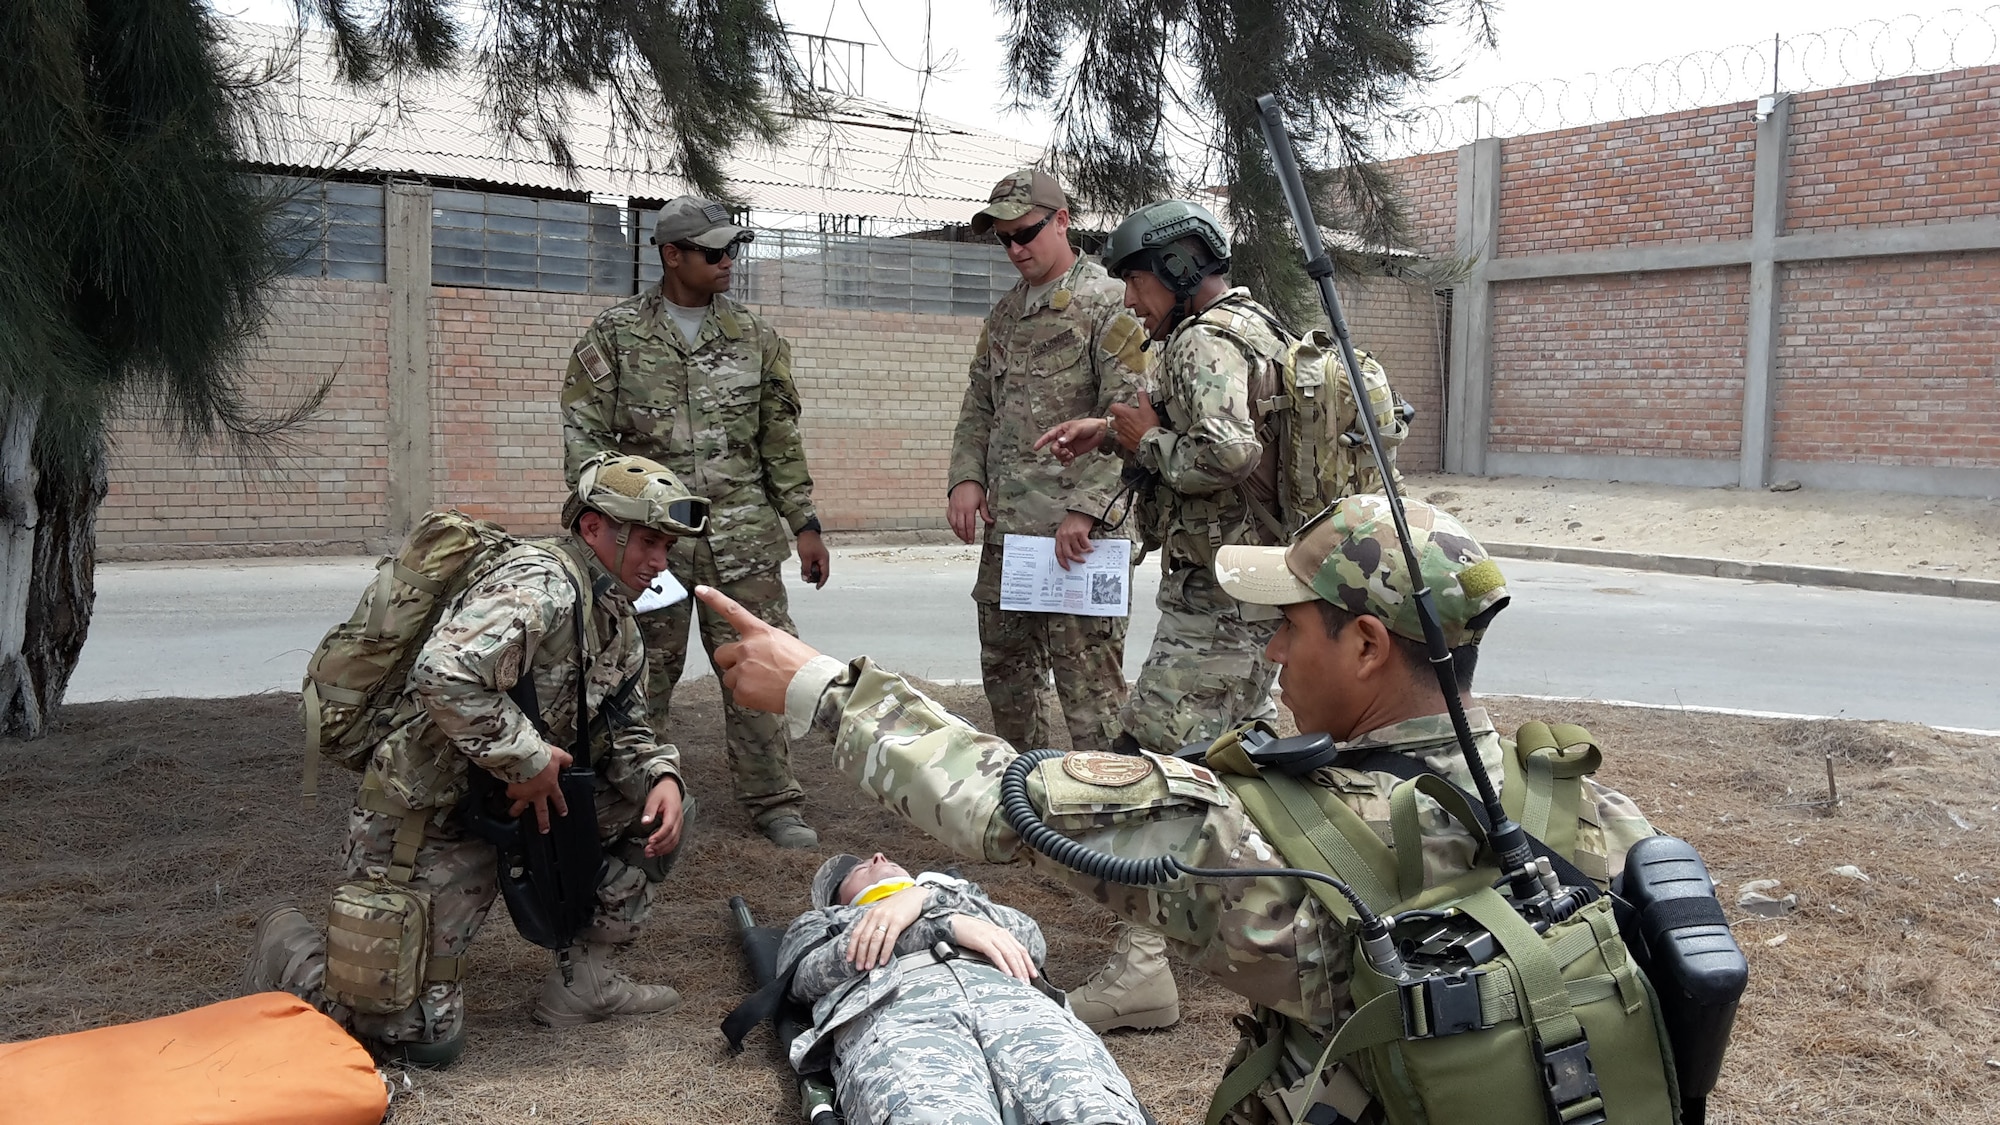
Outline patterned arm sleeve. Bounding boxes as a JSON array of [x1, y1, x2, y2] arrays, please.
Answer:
[[1135, 328, 1262, 496], [779, 908, 859, 1003], [597, 630, 682, 803], [756, 328, 818, 534], [948, 323, 998, 494], [1066, 310, 1150, 519], [559, 324, 622, 486], [409, 559, 566, 785]]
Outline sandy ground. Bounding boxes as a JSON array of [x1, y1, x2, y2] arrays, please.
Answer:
[[4, 681, 1998, 1124], [1399, 473, 2000, 580]]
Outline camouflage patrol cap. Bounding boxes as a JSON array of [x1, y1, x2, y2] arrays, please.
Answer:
[[653, 195, 752, 249], [1213, 495, 1510, 647], [564, 452, 711, 537], [812, 854, 865, 910], [970, 168, 1067, 235]]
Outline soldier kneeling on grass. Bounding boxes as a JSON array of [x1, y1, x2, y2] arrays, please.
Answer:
[[245, 453, 704, 1068]]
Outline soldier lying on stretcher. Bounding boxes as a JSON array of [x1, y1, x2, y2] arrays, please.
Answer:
[[776, 853, 1152, 1125]]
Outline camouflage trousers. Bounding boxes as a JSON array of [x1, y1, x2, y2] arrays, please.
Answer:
[[300, 785, 669, 1047], [642, 551, 804, 818], [974, 602, 1127, 755], [1118, 563, 1280, 755], [829, 961, 1148, 1125]]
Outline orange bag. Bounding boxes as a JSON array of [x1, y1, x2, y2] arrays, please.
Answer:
[[0, 992, 387, 1125]]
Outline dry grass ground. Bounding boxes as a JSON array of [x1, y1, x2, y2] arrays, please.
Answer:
[[3, 681, 1997, 1124]]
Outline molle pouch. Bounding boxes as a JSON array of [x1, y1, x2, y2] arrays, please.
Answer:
[[324, 878, 432, 1015]]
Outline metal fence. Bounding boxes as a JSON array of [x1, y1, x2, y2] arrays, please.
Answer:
[[1383, 5, 2000, 155]]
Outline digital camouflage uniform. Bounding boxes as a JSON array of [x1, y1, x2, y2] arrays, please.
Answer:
[[561, 286, 814, 818], [1122, 288, 1292, 755], [334, 537, 682, 1046], [952, 255, 1151, 754], [778, 877, 1147, 1125]]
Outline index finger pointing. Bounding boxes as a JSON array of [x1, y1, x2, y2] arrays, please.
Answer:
[[695, 585, 762, 629]]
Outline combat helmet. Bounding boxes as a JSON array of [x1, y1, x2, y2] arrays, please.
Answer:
[[1103, 200, 1232, 334], [564, 452, 710, 539]]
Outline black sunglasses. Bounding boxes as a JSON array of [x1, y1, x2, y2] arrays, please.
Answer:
[[993, 211, 1057, 248], [674, 235, 752, 265]]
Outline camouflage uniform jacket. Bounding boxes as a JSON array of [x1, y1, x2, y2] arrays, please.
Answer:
[[365, 536, 681, 815], [776, 876, 1048, 1070], [781, 655, 1655, 1034], [1135, 288, 1289, 569], [948, 256, 1151, 544], [560, 285, 816, 584]]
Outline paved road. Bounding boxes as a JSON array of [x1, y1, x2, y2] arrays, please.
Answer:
[[69, 546, 2000, 730]]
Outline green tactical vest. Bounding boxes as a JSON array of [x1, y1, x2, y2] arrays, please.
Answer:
[[1199, 722, 1681, 1125]]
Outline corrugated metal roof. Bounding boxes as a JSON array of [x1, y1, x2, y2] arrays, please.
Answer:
[[228, 22, 1053, 226]]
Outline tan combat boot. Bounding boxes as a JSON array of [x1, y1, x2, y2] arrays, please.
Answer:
[[756, 808, 819, 849], [1067, 922, 1180, 1032], [532, 942, 682, 1027], [242, 904, 326, 999]]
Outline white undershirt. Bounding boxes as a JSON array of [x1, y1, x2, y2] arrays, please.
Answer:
[[665, 299, 710, 345]]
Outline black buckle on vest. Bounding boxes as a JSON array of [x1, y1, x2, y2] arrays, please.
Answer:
[[1538, 1038, 1607, 1125], [1397, 970, 1488, 1039]]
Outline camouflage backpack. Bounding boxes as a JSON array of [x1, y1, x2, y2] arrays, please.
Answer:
[[1205, 299, 1411, 537], [299, 509, 528, 803]]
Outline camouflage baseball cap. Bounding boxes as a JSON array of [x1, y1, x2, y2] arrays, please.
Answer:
[[1213, 495, 1510, 647], [653, 195, 752, 249], [970, 168, 1067, 235], [811, 854, 865, 910]]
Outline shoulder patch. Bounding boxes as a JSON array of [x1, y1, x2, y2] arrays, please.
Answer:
[[575, 341, 613, 386], [1063, 752, 1153, 788], [1100, 312, 1149, 375]]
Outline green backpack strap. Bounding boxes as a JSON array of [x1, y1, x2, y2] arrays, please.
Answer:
[[1222, 771, 1400, 917], [1510, 721, 1602, 858], [1387, 773, 1495, 900]]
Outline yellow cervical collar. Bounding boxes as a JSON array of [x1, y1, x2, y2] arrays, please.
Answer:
[[852, 878, 917, 906]]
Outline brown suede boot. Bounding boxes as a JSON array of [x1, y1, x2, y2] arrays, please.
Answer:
[[532, 943, 682, 1027], [1066, 922, 1180, 1032]]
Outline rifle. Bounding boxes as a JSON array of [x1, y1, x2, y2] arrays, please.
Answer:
[[729, 897, 840, 1124], [458, 567, 608, 956]]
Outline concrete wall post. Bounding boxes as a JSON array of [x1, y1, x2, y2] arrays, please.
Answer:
[[385, 181, 434, 539], [1740, 95, 1792, 490], [1445, 138, 1501, 475]]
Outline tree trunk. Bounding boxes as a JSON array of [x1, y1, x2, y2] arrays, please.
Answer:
[[0, 391, 43, 736], [0, 393, 106, 740]]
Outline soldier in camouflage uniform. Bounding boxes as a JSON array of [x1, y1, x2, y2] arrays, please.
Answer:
[[949, 169, 1151, 755], [778, 853, 1148, 1125], [560, 196, 828, 848], [1041, 200, 1294, 758], [245, 454, 701, 1067], [696, 494, 1658, 1122]]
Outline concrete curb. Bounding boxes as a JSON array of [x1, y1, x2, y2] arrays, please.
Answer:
[[1484, 541, 2000, 602]]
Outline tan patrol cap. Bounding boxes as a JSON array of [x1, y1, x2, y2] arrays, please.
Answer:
[[653, 195, 752, 249], [971, 168, 1068, 235], [1214, 495, 1510, 648]]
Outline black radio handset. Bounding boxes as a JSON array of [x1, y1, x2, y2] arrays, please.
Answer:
[[1250, 95, 1578, 922]]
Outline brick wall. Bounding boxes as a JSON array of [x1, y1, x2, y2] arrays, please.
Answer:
[[99, 278, 392, 557], [1787, 67, 2000, 233], [1385, 150, 1460, 256], [1490, 269, 1748, 458], [1496, 105, 1757, 255], [1774, 251, 2000, 467], [1342, 277, 1446, 472]]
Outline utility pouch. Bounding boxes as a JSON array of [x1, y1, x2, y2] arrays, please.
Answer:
[[324, 877, 432, 1015]]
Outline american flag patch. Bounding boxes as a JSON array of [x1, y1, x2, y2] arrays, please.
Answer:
[[576, 341, 613, 385]]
